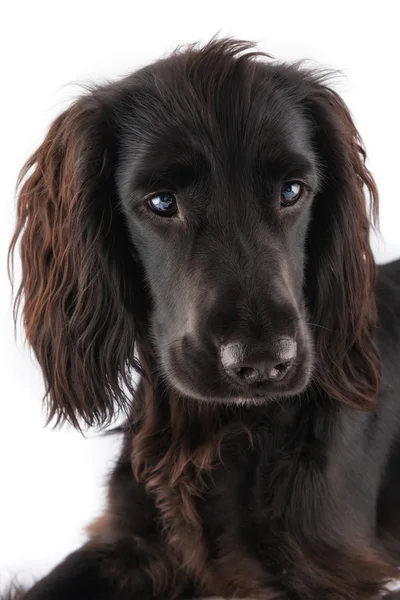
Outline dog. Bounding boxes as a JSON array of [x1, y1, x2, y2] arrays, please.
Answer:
[[5, 38, 400, 599]]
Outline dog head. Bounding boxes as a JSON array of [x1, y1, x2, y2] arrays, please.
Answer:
[[10, 39, 379, 427]]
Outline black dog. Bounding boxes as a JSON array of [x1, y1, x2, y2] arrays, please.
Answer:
[[6, 38, 400, 599]]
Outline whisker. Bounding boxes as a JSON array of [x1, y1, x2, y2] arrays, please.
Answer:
[[307, 322, 333, 332]]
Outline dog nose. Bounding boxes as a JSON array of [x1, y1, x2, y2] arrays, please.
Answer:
[[220, 339, 297, 385]]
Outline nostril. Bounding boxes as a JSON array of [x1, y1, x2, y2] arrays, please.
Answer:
[[267, 360, 293, 382], [232, 365, 259, 383]]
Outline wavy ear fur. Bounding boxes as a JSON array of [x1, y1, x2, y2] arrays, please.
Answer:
[[304, 78, 380, 410], [9, 91, 142, 429]]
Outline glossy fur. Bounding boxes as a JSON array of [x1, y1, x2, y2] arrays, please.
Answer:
[[5, 39, 400, 599]]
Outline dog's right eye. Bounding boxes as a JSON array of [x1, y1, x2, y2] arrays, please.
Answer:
[[146, 192, 178, 217]]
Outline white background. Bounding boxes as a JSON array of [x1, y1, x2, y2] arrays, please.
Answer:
[[1, 0, 399, 591]]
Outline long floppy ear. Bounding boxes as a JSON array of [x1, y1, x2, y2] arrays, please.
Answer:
[[9, 91, 143, 429], [304, 78, 380, 410]]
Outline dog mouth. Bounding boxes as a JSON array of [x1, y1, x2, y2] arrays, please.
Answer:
[[161, 352, 312, 405], [213, 364, 311, 405]]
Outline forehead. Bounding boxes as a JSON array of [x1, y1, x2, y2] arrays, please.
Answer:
[[116, 54, 318, 192]]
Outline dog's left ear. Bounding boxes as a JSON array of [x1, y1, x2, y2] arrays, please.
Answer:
[[9, 89, 146, 429], [303, 78, 380, 410]]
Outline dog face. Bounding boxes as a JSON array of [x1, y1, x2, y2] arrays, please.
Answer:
[[116, 55, 319, 404], [11, 40, 378, 427]]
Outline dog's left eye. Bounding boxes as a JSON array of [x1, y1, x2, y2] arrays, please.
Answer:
[[147, 192, 178, 217], [280, 182, 303, 206]]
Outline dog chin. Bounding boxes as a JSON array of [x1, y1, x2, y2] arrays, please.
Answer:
[[180, 388, 273, 406], [167, 375, 295, 406], [167, 377, 267, 406], [222, 396, 271, 406]]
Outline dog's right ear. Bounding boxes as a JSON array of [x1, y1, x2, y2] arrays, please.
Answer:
[[9, 89, 144, 429]]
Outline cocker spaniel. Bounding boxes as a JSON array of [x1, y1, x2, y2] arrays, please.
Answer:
[[5, 38, 400, 600]]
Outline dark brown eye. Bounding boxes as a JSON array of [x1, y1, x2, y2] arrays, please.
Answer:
[[280, 182, 303, 206], [147, 192, 177, 217]]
